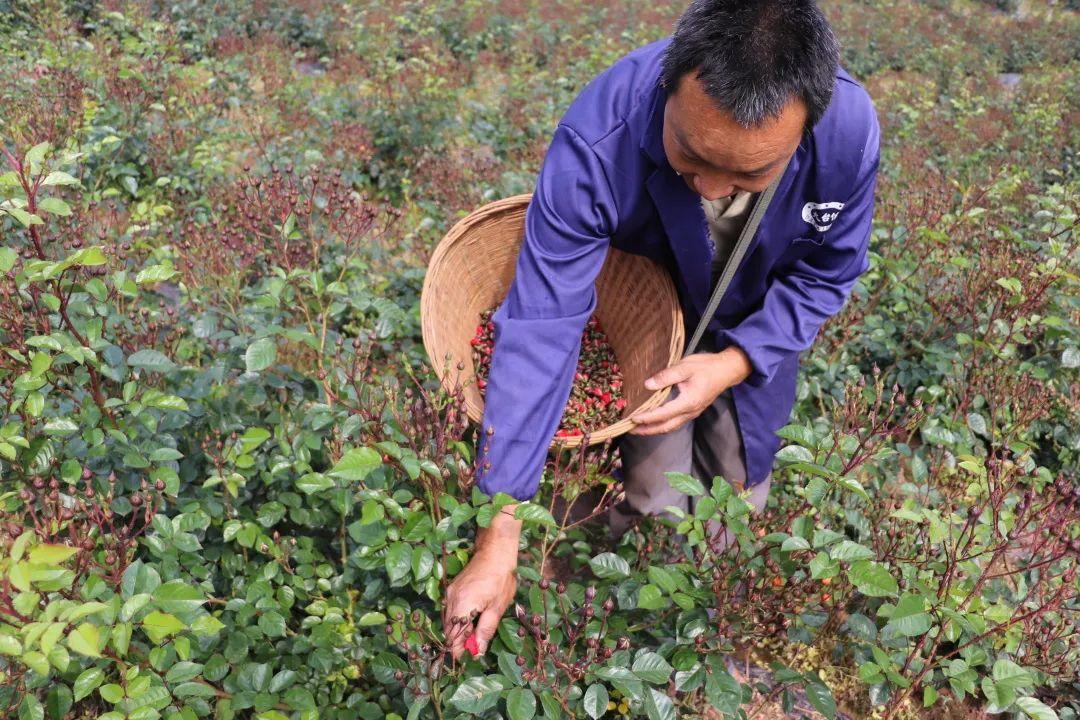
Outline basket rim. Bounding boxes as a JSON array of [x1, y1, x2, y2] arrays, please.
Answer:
[[421, 194, 684, 449]]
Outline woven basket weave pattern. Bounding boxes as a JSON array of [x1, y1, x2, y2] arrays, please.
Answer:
[[421, 194, 684, 448]]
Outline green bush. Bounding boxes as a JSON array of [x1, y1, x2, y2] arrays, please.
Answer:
[[1, 1, 1078, 719]]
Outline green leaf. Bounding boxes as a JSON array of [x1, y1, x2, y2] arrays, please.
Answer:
[[296, 473, 334, 494], [165, 661, 204, 684], [143, 393, 188, 411], [39, 622, 65, 655], [245, 338, 277, 373], [995, 277, 1022, 295], [781, 536, 811, 552], [329, 447, 381, 482], [358, 612, 387, 627], [99, 684, 124, 703], [991, 658, 1033, 691], [28, 544, 78, 566], [9, 561, 32, 591], [30, 351, 52, 378], [120, 175, 138, 197], [42, 171, 80, 187], [596, 667, 643, 702], [153, 580, 206, 615], [0, 634, 22, 655], [43, 419, 79, 436], [884, 594, 931, 637], [237, 427, 271, 452], [38, 198, 71, 217], [776, 423, 817, 447], [505, 687, 536, 720], [830, 540, 875, 562], [284, 686, 316, 711], [804, 680, 837, 719], [135, 263, 177, 284], [66, 623, 101, 657], [847, 560, 898, 597], [448, 676, 506, 713], [665, 472, 705, 497], [514, 503, 556, 527], [775, 444, 814, 463], [73, 667, 105, 701], [45, 684, 72, 720], [190, 614, 225, 636], [643, 687, 675, 720], [646, 566, 679, 594], [0, 246, 16, 272], [385, 543, 411, 584], [68, 246, 106, 266], [982, 677, 1015, 710], [19, 695, 44, 720], [632, 651, 674, 684], [6, 207, 44, 227], [589, 552, 630, 580], [636, 584, 665, 610], [808, 551, 839, 580], [24, 142, 51, 174], [1016, 696, 1058, 720], [258, 610, 287, 638], [141, 611, 185, 643], [127, 349, 176, 372], [120, 594, 152, 622], [584, 684, 609, 720], [22, 650, 49, 676]]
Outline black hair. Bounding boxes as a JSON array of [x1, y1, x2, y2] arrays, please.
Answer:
[[660, 0, 840, 130]]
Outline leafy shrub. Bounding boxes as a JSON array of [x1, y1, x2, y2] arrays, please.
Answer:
[[1, 2, 1078, 719]]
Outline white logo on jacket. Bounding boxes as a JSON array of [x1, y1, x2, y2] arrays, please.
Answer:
[[802, 201, 845, 232]]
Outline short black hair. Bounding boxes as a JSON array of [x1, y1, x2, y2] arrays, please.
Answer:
[[660, 0, 840, 130]]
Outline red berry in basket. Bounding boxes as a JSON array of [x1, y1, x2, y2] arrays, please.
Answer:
[[473, 306, 625, 435]]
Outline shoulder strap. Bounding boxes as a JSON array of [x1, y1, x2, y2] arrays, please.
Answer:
[[683, 165, 787, 357]]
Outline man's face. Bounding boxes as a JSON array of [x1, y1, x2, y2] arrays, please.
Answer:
[[662, 70, 807, 201]]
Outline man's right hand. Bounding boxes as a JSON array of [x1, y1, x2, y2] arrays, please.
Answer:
[[443, 506, 521, 660]]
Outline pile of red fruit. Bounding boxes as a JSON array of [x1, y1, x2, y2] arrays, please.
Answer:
[[470, 308, 627, 438]]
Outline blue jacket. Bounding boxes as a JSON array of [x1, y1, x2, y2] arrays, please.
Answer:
[[476, 37, 880, 500]]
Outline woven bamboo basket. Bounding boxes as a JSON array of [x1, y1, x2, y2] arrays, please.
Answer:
[[421, 194, 684, 448]]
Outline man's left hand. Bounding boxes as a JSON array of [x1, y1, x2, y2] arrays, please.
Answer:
[[628, 347, 753, 436]]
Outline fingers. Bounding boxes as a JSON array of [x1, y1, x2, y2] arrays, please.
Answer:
[[443, 588, 478, 660], [629, 412, 694, 436], [630, 393, 694, 426], [644, 362, 692, 391], [446, 614, 468, 660], [473, 604, 502, 655]]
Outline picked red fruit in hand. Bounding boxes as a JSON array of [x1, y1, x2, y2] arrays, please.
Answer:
[[471, 308, 626, 437], [464, 633, 480, 656]]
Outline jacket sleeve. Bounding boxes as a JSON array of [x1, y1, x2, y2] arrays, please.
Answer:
[[716, 116, 881, 387], [476, 123, 617, 501]]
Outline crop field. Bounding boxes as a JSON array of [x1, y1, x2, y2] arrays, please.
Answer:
[[0, 1, 1077, 719]]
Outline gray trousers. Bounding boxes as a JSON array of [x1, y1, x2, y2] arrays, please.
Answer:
[[610, 386, 771, 538]]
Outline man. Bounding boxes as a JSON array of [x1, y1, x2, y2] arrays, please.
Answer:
[[444, 0, 880, 659]]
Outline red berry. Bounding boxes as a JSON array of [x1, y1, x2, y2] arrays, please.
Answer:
[[465, 633, 480, 656]]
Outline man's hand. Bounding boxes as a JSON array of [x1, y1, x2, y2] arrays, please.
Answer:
[[629, 347, 753, 436], [443, 506, 521, 660]]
